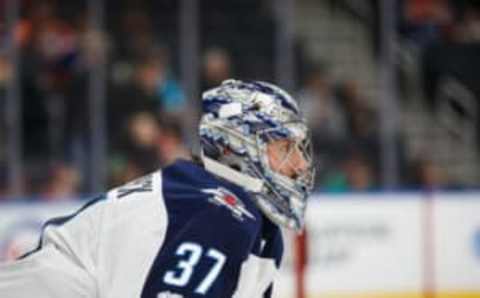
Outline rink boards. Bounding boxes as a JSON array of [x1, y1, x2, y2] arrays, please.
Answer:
[[0, 192, 480, 298], [276, 192, 480, 298]]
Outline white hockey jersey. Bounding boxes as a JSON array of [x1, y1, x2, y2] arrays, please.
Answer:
[[0, 159, 283, 298]]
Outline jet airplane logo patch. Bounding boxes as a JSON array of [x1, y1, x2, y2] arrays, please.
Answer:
[[202, 187, 256, 222]]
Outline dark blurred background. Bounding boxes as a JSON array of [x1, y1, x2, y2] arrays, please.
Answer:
[[1, 0, 480, 202]]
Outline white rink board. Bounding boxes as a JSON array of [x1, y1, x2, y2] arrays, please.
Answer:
[[0, 202, 81, 261], [2, 193, 480, 297], [433, 193, 480, 291], [304, 194, 425, 294]]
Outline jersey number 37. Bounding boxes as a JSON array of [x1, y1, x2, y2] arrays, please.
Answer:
[[163, 242, 227, 295]]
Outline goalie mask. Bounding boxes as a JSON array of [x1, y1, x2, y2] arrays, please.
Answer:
[[199, 79, 315, 231]]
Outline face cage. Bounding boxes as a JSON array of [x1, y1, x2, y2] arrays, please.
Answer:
[[246, 124, 315, 230], [200, 119, 315, 230]]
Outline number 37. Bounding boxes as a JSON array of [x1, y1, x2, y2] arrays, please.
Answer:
[[163, 242, 227, 295]]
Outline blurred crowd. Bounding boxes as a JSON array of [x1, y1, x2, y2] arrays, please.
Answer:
[[0, 0, 478, 201]]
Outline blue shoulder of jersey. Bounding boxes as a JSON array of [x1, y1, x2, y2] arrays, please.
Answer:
[[141, 159, 269, 298], [162, 159, 262, 232]]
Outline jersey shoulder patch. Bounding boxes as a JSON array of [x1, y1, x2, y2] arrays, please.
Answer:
[[161, 159, 261, 225], [201, 186, 256, 222]]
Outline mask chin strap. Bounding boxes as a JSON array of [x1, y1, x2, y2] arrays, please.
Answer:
[[201, 151, 264, 193]]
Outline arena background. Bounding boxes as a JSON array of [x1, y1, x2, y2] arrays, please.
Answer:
[[1, 0, 480, 297]]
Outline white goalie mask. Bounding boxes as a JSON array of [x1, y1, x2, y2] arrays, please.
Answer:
[[199, 79, 315, 231]]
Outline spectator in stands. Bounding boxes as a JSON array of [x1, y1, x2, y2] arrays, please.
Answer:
[[124, 112, 160, 172], [400, 0, 454, 48], [297, 65, 348, 189], [17, 0, 87, 162], [339, 80, 410, 186], [201, 47, 233, 91], [321, 149, 377, 193], [107, 56, 157, 152], [298, 64, 347, 141], [421, 2, 480, 147], [408, 158, 452, 190], [109, 48, 185, 124], [457, 2, 480, 42], [40, 162, 81, 201], [110, 112, 160, 186], [336, 81, 382, 174], [117, 10, 156, 60], [148, 47, 187, 115], [108, 48, 178, 146], [343, 152, 377, 191], [337, 81, 377, 141], [156, 117, 190, 167]]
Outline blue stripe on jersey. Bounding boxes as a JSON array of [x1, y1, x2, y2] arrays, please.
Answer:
[[252, 213, 283, 267], [42, 195, 106, 227], [141, 159, 283, 298], [19, 194, 106, 260]]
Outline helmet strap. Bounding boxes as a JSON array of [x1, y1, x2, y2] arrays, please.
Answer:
[[201, 150, 264, 193]]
